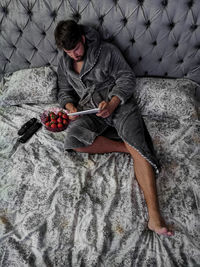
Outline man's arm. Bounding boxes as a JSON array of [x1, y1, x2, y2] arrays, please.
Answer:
[[107, 44, 136, 105], [97, 44, 136, 118], [65, 102, 79, 120], [57, 59, 79, 109], [97, 95, 121, 118], [65, 102, 76, 111]]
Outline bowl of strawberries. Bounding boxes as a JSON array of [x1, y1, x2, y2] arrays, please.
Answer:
[[40, 107, 70, 132]]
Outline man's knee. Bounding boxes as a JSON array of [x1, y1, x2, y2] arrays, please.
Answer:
[[73, 147, 87, 153]]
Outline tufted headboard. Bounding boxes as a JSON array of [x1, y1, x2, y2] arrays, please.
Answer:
[[1, 0, 200, 86]]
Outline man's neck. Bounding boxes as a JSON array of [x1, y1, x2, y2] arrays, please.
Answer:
[[73, 60, 84, 74]]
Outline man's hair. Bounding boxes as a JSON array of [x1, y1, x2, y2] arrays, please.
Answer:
[[54, 20, 83, 50]]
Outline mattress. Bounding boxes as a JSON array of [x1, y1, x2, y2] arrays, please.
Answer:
[[0, 67, 200, 266]]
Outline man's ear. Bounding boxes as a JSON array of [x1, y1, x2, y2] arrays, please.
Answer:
[[81, 35, 85, 44]]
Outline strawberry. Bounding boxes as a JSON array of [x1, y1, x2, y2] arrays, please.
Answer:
[[45, 116, 50, 122], [58, 111, 63, 117], [57, 117, 63, 123], [51, 118, 57, 123], [58, 123, 63, 128], [49, 112, 57, 120], [62, 119, 68, 125], [62, 114, 68, 119], [51, 123, 57, 128]]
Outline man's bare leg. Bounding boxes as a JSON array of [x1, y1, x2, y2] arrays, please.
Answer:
[[124, 142, 173, 236], [74, 136, 173, 236], [75, 136, 128, 153]]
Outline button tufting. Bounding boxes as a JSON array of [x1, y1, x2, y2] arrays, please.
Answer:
[[188, 0, 194, 8], [99, 15, 104, 25], [18, 28, 23, 35], [169, 22, 175, 29], [2, 6, 9, 15], [138, 0, 144, 5], [51, 10, 57, 19], [27, 9, 32, 16], [108, 36, 115, 42], [122, 17, 128, 26], [130, 38, 135, 44], [1, 0, 200, 84], [145, 20, 151, 28], [178, 59, 184, 63], [162, 0, 168, 6], [73, 12, 81, 22], [190, 24, 198, 31], [144, 71, 148, 76]]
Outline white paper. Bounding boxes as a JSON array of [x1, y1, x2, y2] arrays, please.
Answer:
[[68, 108, 100, 116]]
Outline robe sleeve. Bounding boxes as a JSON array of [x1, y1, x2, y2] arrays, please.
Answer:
[[57, 58, 80, 108], [107, 45, 136, 104]]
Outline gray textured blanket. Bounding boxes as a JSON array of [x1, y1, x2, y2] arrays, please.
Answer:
[[0, 77, 200, 266]]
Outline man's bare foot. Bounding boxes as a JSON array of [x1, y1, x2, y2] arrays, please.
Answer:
[[148, 216, 174, 236]]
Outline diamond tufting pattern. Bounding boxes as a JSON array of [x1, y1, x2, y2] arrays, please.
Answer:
[[0, 0, 200, 84]]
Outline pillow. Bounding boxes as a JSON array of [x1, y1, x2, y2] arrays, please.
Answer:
[[0, 66, 58, 106], [0, 78, 3, 96], [134, 78, 199, 120]]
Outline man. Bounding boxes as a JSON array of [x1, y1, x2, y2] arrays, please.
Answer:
[[54, 20, 173, 236]]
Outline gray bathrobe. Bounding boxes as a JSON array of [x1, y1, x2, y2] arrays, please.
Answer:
[[57, 25, 160, 173]]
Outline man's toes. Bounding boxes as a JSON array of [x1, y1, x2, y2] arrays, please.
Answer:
[[156, 227, 174, 236], [156, 227, 168, 235], [166, 231, 174, 236]]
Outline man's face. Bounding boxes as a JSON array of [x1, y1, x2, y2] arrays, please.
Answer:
[[64, 36, 85, 62]]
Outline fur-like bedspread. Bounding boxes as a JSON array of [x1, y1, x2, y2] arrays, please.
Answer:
[[0, 74, 200, 266]]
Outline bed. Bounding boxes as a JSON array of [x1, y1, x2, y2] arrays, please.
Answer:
[[0, 0, 200, 266]]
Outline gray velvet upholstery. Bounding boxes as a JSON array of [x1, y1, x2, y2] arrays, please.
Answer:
[[1, 0, 200, 85]]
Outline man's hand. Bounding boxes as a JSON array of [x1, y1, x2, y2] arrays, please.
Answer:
[[65, 103, 79, 120], [96, 96, 121, 118]]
